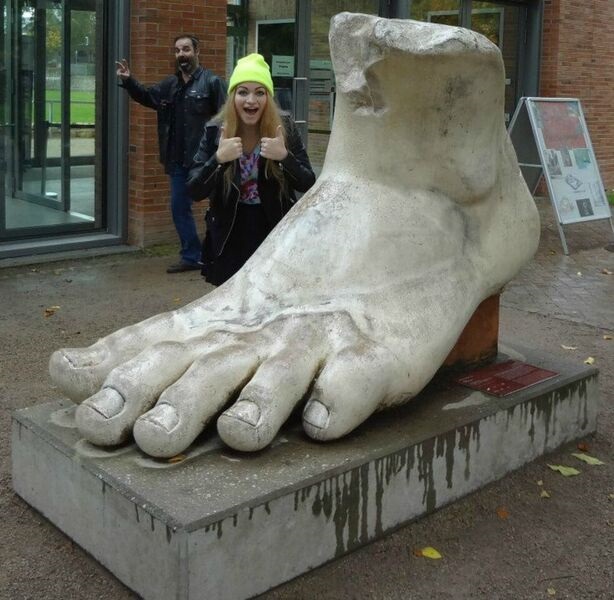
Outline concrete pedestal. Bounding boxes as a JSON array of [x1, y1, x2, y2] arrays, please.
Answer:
[[12, 348, 599, 600]]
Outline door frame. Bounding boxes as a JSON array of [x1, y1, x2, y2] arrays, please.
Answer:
[[0, 0, 128, 252]]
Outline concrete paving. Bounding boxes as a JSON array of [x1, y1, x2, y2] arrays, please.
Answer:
[[1, 197, 613, 600], [502, 197, 614, 328]]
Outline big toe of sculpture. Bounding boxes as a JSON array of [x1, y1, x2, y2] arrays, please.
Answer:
[[49, 13, 539, 457]]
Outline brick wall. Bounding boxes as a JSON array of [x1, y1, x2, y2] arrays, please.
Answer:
[[126, 0, 227, 248], [541, 0, 614, 188]]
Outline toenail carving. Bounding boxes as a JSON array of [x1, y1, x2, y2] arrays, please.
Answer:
[[139, 403, 179, 433], [50, 13, 539, 455], [82, 388, 125, 420], [223, 400, 261, 428], [303, 401, 330, 430], [75, 387, 133, 447]]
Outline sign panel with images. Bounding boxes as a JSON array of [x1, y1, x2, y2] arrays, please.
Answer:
[[526, 98, 611, 225]]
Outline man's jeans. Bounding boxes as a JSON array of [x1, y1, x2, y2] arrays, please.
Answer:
[[169, 163, 201, 265]]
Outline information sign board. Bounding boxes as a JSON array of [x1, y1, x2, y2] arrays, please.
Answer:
[[508, 97, 613, 254]]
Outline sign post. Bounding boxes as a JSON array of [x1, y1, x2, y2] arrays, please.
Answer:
[[508, 97, 614, 254]]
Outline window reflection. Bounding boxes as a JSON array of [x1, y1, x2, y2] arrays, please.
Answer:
[[408, 0, 524, 123], [2, 0, 99, 237], [410, 0, 461, 26]]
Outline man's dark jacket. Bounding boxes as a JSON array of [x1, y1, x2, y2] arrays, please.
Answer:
[[120, 66, 226, 173]]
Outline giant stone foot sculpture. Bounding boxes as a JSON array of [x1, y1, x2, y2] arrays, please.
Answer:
[[49, 13, 539, 457]]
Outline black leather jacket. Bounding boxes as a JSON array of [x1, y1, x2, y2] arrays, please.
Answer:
[[187, 115, 315, 257], [120, 66, 227, 173]]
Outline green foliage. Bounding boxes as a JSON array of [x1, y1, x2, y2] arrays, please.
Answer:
[[45, 90, 95, 124], [410, 0, 461, 23], [607, 191, 614, 206], [43, 8, 96, 64], [409, 1, 503, 47]]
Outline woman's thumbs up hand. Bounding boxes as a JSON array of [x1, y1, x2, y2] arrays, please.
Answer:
[[261, 125, 288, 161], [216, 126, 243, 163]]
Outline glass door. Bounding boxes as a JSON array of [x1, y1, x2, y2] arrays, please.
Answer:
[[1, 0, 101, 240], [470, 1, 527, 123], [408, 0, 532, 124], [226, 1, 297, 114], [1, 2, 9, 230], [306, 0, 380, 173]]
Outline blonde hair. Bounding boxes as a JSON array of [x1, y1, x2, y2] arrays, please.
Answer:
[[219, 89, 287, 197]]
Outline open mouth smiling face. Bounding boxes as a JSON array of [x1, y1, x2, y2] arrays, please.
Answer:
[[234, 84, 268, 125], [176, 56, 196, 73], [174, 37, 198, 74]]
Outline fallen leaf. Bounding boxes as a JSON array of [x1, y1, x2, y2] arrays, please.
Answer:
[[547, 587, 556, 596], [44, 305, 61, 317], [609, 493, 614, 501], [173, 297, 182, 303], [576, 442, 590, 452], [602, 268, 612, 275], [584, 356, 595, 365], [548, 464, 580, 477], [540, 490, 551, 499], [571, 453, 605, 466], [549, 250, 557, 255], [537, 479, 544, 486], [414, 547, 442, 559], [560, 344, 577, 350], [576, 271, 582, 276], [496, 506, 510, 520], [167, 454, 186, 464], [604, 335, 613, 341]]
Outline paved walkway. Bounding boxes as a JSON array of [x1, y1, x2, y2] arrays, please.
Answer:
[[502, 197, 614, 330]]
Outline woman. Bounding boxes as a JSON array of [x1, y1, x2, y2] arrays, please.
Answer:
[[188, 53, 316, 285]]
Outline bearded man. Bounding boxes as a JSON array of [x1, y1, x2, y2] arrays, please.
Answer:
[[116, 35, 227, 273]]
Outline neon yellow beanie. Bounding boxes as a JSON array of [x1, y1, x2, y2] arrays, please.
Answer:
[[228, 53, 274, 96]]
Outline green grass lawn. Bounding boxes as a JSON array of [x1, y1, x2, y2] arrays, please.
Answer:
[[608, 191, 614, 206], [45, 90, 95, 124]]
